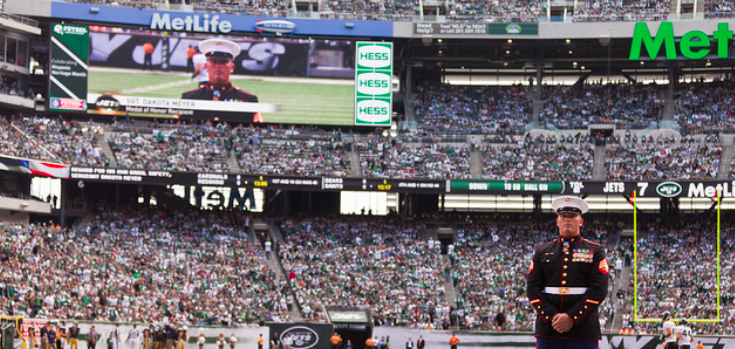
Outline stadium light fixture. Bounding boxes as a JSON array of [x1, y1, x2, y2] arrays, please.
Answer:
[[507, 39, 512, 43], [568, 50, 573, 54], [565, 39, 571, 43], [505, 50, 510, 54], [437, 39, 443, 43]]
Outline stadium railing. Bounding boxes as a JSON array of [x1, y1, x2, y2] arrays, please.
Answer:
[[0, 13, 39, 27]]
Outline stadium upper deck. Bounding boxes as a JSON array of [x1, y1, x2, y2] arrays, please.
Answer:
[[36, 0, 707, 23]]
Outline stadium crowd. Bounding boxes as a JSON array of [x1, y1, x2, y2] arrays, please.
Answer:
[[605, 142, 721, 180], [621, 220, 735, 335], [237, 135, 352, 177], [413, 83, 531, 136], [0, 206, 289, 325], [108, 127, 231, 173], [357, 137, 471, 179], [0, 116, 56, 161], [572, 0, 671, 22], [277, 215, 449, 327], [540, 82, 664, 129], [481, 142, 595, 181], [0, 202, 733, 336], [674, 79, 735, 134], [705, 0, 735, 18], [443, 0, 539, 22], [17, 117, 109, 167], [2, 113, 733, 183]]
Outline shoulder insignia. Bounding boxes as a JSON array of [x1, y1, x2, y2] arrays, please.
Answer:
[[598, 259, 609, 274]]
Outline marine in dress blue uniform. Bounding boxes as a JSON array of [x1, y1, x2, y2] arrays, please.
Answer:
[[181, 38, 263, 122], [527, 196, 609, 349]]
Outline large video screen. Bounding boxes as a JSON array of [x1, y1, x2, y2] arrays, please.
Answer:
[[53, 25, 358, 125]]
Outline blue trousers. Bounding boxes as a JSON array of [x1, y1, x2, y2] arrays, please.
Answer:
[[536, 337, 599, 349]]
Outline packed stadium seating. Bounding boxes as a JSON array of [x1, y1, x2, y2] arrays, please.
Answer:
[[444, 0, 539, 22], [0, 206, 289, 325], [675, 79, 735, 134], [413, 84, 530, 136], [109, 127, 231, 173], [605, 142, 721, 181], [277, 215, 448, 327], [357, 137, 471, 179], [481, 141, 595, 181], [59, 0, 701, 21], [572, 0, 671, 22], [705, 0, 735, 18], [0, 116, 57, 161], [540, 82, 664, 130], [619, 221, 735, 335], [18, 117, 110, 167], [3, 114, 734, 183], [236, 127, 352, 176]]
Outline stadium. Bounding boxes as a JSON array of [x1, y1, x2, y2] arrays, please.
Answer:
[[0, 0, 732, 348]]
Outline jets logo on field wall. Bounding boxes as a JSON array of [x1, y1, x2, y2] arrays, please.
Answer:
[[281, 327, 319, 349]]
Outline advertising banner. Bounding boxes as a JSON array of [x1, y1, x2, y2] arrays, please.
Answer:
[[354, 42, 392, 126], [266, 323, 333, 349], [414, 23, 488, 35], [49, 23, 89, 112], [487, 23, 539, 35]]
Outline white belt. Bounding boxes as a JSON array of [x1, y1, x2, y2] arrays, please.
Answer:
[[544, 287, 588, 295]]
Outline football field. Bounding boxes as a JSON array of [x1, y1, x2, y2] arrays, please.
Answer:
[[88, 69, 355, 125]]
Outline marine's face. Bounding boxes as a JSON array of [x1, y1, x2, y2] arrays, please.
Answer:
[[206, 58, 234, 88], [556, 212, 583, 238]]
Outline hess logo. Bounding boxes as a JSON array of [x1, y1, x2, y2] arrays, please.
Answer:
[[281, 327, 319, 349], [356, 100, 390, 122], [357, 45, 391, 68], [357, 73, 391, 95]]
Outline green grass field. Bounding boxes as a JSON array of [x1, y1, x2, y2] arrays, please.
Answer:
[[89, 71, 355, 125]]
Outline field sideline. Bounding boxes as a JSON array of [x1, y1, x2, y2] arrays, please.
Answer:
[[88, 68, 355, 125]]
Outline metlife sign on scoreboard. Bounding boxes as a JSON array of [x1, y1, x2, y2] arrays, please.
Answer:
[[355, 42, 393, 126]]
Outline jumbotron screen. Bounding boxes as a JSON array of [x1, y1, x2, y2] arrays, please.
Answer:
[[49, 23, 359, 125]]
